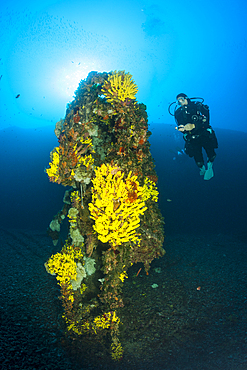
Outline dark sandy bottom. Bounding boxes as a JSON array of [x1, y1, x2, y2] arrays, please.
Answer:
[[0, 228, 247, 370]]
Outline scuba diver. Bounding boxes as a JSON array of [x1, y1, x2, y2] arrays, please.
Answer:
[[168, 93, 218, 180]]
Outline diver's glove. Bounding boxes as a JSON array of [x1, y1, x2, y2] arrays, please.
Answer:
[[204, 161, 214, 180]]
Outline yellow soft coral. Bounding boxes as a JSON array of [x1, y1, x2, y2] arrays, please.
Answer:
[[45, 245, 83, 290], [46, 129, 95, 186], [79, 137, 95, 150], [102, 70, 138, 103], [46, 147, 60, 181], [111, 340, 123, 361], [70, 190, 81, 204], [92, 312, 111, 333], [142, 177, 159, 202], [73, 139, 95, 171], [119, 265, 128, 282], [92, 311, 120, 334], [88, 164, 147, 247], [78, 154, 94, 169]]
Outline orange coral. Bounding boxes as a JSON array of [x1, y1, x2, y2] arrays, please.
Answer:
[[117, 146, 125, 156], [126, 179, 138, 203], [73, 113, 81, 123], [136, 149, 145, 161], [71, 152, 78, 167], [138, 138, 145, 145]]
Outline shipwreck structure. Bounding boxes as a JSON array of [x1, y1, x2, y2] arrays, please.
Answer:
[[45, 71, 165, 360]]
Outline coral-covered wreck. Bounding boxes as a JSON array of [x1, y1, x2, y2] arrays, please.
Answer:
[[45, 70, 165, 361]]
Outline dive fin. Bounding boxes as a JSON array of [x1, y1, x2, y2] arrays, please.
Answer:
[[204, 162, 214, 180], [199, 165, 206, 176]]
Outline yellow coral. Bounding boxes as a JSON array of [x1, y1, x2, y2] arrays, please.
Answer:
[[66, 319, 84, 335], [79, 137, 95, 152], [102, 70, 138, 103], [142, 177, 159, 202], [111, 340, 123, 361], [67, 206, 79, 224], [92, 311, 120, 334], [66, 245, 83, 260], [119, 265, 128, 282], [80, 283, 87, 294], [46, 147, 60, 181], [46, 130, 95, 186], [46, 252, 76, 287], [92, 312, 111, 333], [78, 154, 94, 169], [70, 190, 81, 204], [72, 141, 95, 171], [111, 311, 120, 325], [88, 164, 147, 246], [45, 244, 83, 289], [81, 321, 90, 331]]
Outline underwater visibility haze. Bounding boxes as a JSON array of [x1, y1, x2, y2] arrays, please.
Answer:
[[0, 0, 247, 369]]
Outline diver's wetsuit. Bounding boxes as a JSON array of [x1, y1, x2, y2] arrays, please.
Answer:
[[175, 101, 218, 168]]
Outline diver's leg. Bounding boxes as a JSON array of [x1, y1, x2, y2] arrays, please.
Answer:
[[204, 145, 217, 180], [193, 146, 205, 175], [205, 149, 216, 164], [204, 130, 218, 174]]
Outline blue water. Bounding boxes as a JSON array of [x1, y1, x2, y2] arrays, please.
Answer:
[[149, 125, 247, 240]]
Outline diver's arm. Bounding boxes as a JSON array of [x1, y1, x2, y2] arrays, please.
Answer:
[[175, 107, 195, 132], [176, 123, 195, 132]]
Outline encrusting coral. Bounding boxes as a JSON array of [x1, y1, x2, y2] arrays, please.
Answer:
[[45, 70, 165, 361]]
